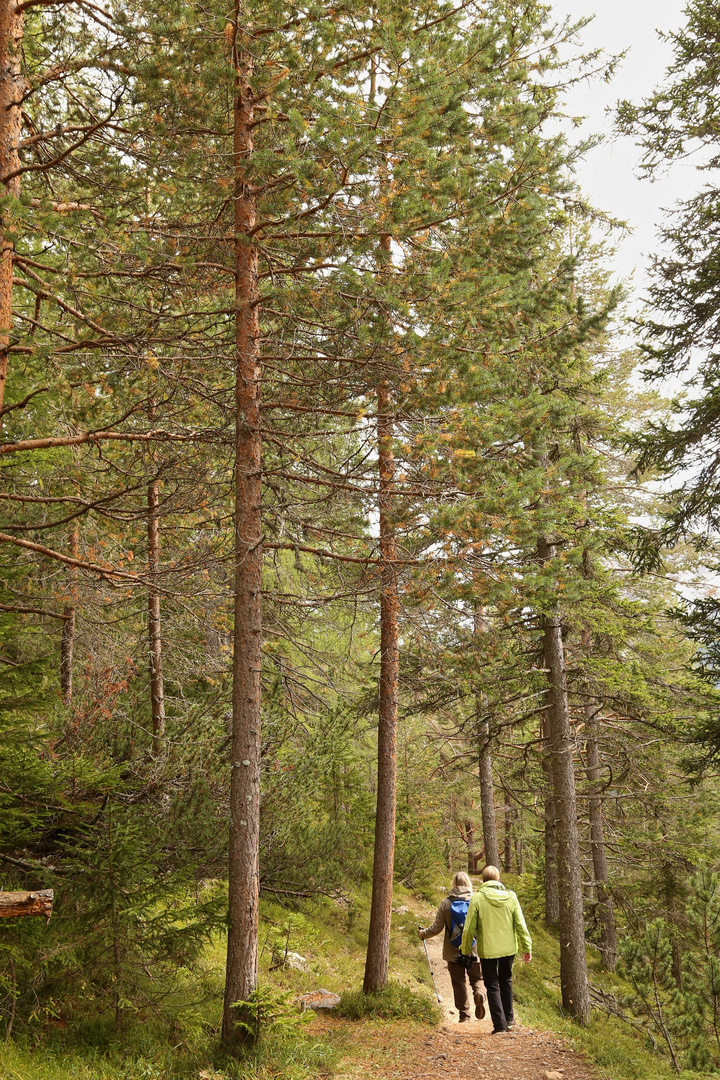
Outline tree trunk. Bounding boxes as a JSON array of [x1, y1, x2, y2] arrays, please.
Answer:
[[0, 889, 53, 919], [515, 812, 524, 874], [478, 739, 499, 869], [222, 7, 262, 1050], [60, 524, 78, 706], [474, 610, 499, 868], [363, 378, 399, 995], [503, 787, 513, 873], [0, 0, 25, 415], [585, 702, 617, 969], [465, 820, 477, 874], [541, 541, 590, 1023], [147, 464, 165, 754], [542, 714, 560, 927]]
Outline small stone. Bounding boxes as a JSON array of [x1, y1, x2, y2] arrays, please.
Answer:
[[285, 952, 309, 972], [298, 989, 342, 1011], [392, 904, 410, 914], [544, 1072, 564, 1079]]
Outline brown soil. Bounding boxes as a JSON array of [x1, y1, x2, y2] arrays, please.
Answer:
[[311, 932, 603, 1080]]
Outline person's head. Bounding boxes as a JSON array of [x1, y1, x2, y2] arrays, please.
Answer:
[[451, 871, 473, 892], [482, 865, 500, 882]]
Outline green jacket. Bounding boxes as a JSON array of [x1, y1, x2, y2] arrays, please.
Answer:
[[461, 881, 532, 960]]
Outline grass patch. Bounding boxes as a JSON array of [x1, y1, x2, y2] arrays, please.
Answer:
[[338, 980, 441, 1024], [0, 1019, 345, 1080], [4, 873, 711, 1080]]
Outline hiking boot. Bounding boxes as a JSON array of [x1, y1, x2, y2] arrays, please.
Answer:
[[507, 1019, 517, 1030], [474, 990, 485, 1020]]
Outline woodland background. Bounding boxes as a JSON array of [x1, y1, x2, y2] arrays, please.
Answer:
[[4, 0, 720, 1075]]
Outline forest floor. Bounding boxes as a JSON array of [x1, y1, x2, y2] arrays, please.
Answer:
[[316, 1013, 601, 1080], [313, 904, 602, 1080], [0, 876, 682, 1080]]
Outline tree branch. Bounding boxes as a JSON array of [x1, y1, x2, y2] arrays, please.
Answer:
[[0, 602, 69, 619]]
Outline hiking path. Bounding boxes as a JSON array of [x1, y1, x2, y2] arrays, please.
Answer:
[[313, 897, 603, 1080]]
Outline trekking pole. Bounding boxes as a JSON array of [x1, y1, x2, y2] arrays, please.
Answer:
[[419, 930, 442, 1003]]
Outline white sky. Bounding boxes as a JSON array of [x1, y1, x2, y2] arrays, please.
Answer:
[[551, 0, 693, 307]]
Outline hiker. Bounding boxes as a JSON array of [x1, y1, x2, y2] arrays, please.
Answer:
[[460, 864, 532, 1034], [418, 871, 485, 1023]]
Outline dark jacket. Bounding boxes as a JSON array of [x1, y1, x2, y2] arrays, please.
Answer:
[[419, 886, 479, 963]]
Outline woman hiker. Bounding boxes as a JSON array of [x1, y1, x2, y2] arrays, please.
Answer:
[[460, 864, 532, 1034], [418, 871, 485, 1023]]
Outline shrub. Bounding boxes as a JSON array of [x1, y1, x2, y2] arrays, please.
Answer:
[[337, 981, 441, 1024]]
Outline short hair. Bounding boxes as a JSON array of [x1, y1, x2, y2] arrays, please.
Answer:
[[451, 871, 473, 891], [482, 865, 500, 882]]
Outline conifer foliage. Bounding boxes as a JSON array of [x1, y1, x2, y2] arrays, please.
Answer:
[[1, 0, 720, 1071]]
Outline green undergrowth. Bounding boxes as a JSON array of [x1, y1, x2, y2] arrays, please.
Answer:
[[338, 981, 441, 1023], [502, 873, 715, 1080], [1, 874, 709, 1080], [0, 880, 437, 1080]]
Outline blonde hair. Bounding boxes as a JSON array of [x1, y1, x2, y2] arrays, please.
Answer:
[[482, 865, 500, 882], [451, 871, 473, 891]]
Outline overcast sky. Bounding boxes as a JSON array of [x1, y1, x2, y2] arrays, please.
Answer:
[[551, 0, 692, 307]]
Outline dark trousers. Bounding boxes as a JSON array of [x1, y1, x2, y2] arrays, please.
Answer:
[[447, 959, 483, 1021], [480, 955, 514, 1031]]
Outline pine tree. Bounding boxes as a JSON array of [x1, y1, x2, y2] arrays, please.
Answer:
[[618, 2, 720, 550]]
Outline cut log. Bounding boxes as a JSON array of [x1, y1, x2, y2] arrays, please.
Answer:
[[0, 889, 54, 919]]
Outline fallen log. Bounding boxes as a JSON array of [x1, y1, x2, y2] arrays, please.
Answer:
[[0, 889, 53, 920]]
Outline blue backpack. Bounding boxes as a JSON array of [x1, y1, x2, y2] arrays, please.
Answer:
[[449, 898, 475, 950]]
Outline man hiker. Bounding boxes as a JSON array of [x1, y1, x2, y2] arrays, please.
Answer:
[[461, 864, 532, 1034], [418, 871, 485, 1023]]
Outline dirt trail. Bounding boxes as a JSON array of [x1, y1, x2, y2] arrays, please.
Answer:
[[325, 930, 603, 1080], [415, 932, 600, 1079]]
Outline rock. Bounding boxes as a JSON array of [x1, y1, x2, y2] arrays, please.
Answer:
[[392, 904, 410, 914], [285, 952, 309, 972], [298, 989, 342, 1011], [544, 1072, 564, 1079]]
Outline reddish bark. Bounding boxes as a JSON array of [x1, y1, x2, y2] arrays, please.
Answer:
[[363, 378, 399, 994], [147, 470, 165, 754], [0, 0, 25, 414], [222, 7, 262, 1050], [59, 524, 78, 705]]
